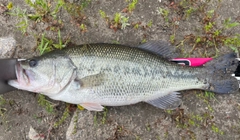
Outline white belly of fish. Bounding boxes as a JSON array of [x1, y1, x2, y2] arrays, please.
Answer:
[[47, 75, 206, 106]]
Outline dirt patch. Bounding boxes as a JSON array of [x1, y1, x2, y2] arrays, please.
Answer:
[[1, 0, 240, 139]]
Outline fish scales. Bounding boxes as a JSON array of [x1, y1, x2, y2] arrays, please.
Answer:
[[8, 41, 239, 111], [62, 44, 207, 104]]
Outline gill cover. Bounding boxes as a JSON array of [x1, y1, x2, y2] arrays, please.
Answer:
[[8, 52, 77, 95]]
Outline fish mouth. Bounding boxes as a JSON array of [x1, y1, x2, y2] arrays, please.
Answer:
[[16, 62, 30, 85]]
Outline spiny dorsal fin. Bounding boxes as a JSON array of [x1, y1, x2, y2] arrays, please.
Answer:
[[137, 41, 180, 59], [145, 92, 182, 110]]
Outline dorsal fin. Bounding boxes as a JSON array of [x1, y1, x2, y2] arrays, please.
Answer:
[[137, 41, 179, 59]]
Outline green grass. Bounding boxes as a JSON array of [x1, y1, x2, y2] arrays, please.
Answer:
[[224, 17, 240, 29], [128, 0, 138, 13], [141, 38, 147, 43], [171, 108, 223, 138], [0, 96, 6, 106], [211, 125, 224, 135], [25, 0, 52, 21], [38, 30, 68, 55], [54, 104, 70, 128], [114, 13, 121, 25], [71, 110, 79, 134], [99, 11, 130, 31], [81, 0, 92, 9], [8, 0, 63, 34], [166, 89, 223, 138], [99, 0, 141, 31], [93, 107, 108, 125], [99, 10, 107, 19], [8, 7, 29, 34], [145, 123, 151, 131], [0, 96, 15, 131], [62, 0, 91, 27], [37, 94, 55, 113], [120, 16, 130, 29], [52, 30, 68, 49], [185, 7, 195, 19], [204, 91, 216, 100], [63, 2, 83, 20], [0, 96, 7, 117], [157, 7, 169, 22], [38, 33, 53, 55], [93, 112, 98, 126], [170, 34, 175, 44], [101, 107, 108, 124], [171, 0, 240, 56], [133, 23, 139, 29], [147, 20, 153, 28], [24, 0, 66, 20], [8, 0, 90, 34], [111, 13, 130, 30]]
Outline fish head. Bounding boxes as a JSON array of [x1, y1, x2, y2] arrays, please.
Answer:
[[8, 55, 77, 95]]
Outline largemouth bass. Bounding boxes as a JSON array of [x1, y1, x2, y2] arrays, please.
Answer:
[[8, 41, 239, 111]]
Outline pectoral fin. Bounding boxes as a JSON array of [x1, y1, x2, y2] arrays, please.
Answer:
[[145, 92, 182, 110], [77, 73, 106, 88], [79, 103, 104, 111]]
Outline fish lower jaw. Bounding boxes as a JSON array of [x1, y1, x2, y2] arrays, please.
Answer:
[[8, 80, 29, 90]]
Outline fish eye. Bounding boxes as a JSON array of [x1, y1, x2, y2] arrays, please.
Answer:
[[29, 59, 38, 67]]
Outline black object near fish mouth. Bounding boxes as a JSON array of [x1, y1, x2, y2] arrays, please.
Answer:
[[0, 58, 17, 94]]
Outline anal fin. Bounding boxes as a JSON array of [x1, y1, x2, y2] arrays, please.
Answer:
[[145, 92, 182, 110], [79, 103, 104, 111]]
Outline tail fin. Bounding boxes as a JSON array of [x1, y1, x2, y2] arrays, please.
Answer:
[[204, 53, 239, 94]]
